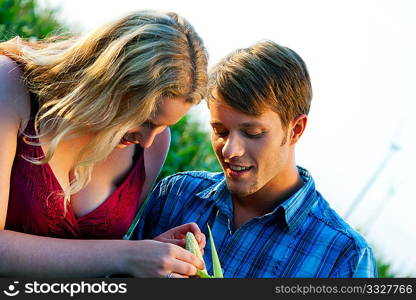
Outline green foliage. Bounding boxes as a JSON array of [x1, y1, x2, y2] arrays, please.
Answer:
[[377, 258, 395, 278], [157, 115, 221, 182], [0, 0, 66, 41], [376, 257, 414, 278]]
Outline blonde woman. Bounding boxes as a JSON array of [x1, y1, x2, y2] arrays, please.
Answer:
[[0, 10, 207, 277]]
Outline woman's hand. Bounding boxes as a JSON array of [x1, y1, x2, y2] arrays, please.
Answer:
[[154, 222, 206, 254], [122, 239, 205, 278]]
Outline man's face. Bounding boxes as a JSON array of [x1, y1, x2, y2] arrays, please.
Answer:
[[210, 99, 292, 197]]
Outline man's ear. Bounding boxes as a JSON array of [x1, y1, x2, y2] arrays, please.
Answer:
[[289, 114, 308, 145]]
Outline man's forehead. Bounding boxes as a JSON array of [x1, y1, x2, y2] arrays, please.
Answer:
[[210, 108, 281, 128], [208, 89, 271, 114]]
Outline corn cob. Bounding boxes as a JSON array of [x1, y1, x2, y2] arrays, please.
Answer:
[[185, 232, 211, 278], [185, 227, 224, 278]]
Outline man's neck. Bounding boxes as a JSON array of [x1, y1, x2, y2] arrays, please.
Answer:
[[231, 164, 304, 230]]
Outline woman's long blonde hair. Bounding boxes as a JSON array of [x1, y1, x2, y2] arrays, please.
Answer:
[[0, 10, 208, 211]]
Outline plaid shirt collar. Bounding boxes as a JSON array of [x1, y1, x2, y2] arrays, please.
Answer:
[[195, 166, 318, 233]]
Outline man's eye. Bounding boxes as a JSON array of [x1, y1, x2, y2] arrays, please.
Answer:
[[213, 129, 228, 137], [243, 131, 264, 138]]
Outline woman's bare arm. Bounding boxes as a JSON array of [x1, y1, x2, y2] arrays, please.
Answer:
[[0, 230, 126, 276], [0, 229, 204, 277], [0, 55, 30, 229]]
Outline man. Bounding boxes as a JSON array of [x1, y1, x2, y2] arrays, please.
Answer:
[[136, 40, 377, 278]]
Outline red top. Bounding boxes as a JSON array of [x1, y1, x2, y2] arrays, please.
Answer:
[[5, 96, 146, 239]]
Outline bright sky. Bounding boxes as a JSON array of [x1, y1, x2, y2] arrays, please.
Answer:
[[42, 0, 416, 276]]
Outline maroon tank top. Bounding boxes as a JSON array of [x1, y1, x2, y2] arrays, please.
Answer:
[[5, 95, 146, 239]]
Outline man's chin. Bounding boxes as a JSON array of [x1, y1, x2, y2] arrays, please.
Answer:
[[225, 181, 258, 197]]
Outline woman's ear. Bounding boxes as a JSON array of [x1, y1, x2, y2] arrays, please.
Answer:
[[290, 114, 308, 145]]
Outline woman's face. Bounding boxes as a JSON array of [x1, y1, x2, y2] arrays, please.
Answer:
[[116, 96, 192, 149]]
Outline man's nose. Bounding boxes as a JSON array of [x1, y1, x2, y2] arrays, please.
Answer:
[[222, 133, 245, 159]]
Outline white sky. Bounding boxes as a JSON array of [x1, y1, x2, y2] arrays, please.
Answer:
[[41, 0, 416, 276]]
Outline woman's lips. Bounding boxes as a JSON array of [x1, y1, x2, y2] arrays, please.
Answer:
[[120, 136, 139, 146]]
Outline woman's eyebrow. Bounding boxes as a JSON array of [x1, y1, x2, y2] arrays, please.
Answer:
[[145, 119, 175, 127]]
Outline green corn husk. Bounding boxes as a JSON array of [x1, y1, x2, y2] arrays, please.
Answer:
[[185, 232, 211, 278], [185, 226, 224, 278], [207, 225, 224, 278]]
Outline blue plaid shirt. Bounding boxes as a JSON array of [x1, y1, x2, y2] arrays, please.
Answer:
[[136, 167, 377, 278]]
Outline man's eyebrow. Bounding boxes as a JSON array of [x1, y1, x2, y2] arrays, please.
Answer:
[[240, 121, 264, 128], [210, 121, 266, 128], [210, 121, 223, 126]]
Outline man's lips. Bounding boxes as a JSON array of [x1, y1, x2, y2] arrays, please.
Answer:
[[224, 162, 254, 177]]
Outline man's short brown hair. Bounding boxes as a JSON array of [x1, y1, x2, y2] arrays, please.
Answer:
[[207, 40, 312, 128]]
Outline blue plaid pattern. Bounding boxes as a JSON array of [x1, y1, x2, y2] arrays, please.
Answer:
[[136, 167, 377, 278]]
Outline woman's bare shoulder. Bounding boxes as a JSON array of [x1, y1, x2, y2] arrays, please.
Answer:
[[0, 55, 31, 128]]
